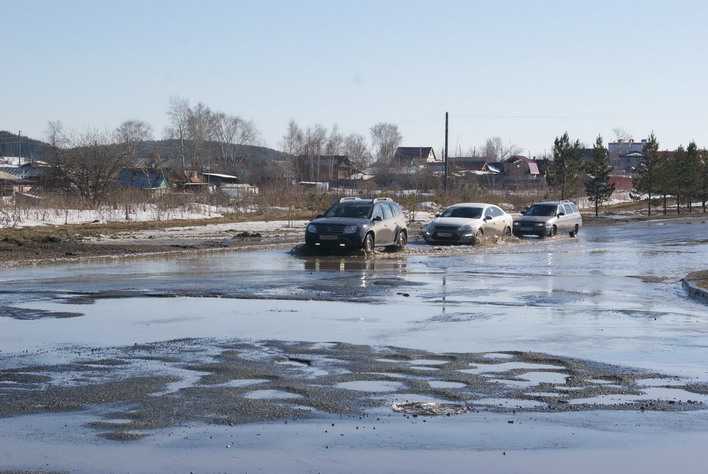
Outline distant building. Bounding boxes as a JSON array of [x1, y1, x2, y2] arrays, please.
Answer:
[[434, 157, 500, 177], [392, 147, 439, 173], [118, 168, 169, 190], [504, 155, 541, 180], [608, 139, 646, 175], [0, 170, 20, 196], [293, 155, 358, 183], [201, 172, 239, 186]]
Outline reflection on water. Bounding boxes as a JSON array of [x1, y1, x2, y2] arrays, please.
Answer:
[[302, 256, 407, 274]]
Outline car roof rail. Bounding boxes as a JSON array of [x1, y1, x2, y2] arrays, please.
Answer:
[[339, 197, 363, 202], [373, 197, 393, 203]]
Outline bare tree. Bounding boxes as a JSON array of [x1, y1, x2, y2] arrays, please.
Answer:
[[281, 120, 304, 155], [45, 121, 68, 149], [49, 130, 131, 205], [165, 97, 190, 168], [344, 133, 370, 170], [325, 124, 344, 155], [236, 118, 259, 146], [115, 120, 153, 163], [186, 102, 215, 169], [612, 128, 633, 142], [483, 137, 520, 161], [304, 125, 327, 181], [370, 122, 402, 164]]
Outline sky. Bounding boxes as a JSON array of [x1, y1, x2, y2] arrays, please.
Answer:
[[2, 0, 708, 156]]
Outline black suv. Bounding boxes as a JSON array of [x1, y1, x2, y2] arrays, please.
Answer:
[[305, 197, 408, 252]]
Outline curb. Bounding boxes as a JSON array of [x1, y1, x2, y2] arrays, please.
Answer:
[[683, 278, 708, 304]]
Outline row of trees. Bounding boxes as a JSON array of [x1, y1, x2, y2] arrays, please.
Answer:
[[40, 99, 264, 204], [165, 97, 260, 171], [547, 131, 708, 215], [634, 134, 708, 215], [280, 121, 402, 178]]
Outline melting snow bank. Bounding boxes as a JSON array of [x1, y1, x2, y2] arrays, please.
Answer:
[[0, 203, 262, 228]]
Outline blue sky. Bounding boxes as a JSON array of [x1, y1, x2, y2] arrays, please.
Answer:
[[3, 0, 708, 155]]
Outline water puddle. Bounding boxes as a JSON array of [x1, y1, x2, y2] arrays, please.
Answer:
[[335, 381, 406, 392], [569, 387, 708, 406], [243, 389, 303, 400], [407, 359, 450, 366], [462, 362, 563, 374], [429, 381, 467, 389], [481, 353, 515, 361], [473, 398, 547, 409]]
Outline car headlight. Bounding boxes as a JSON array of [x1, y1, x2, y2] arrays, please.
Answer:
[[513, 221, 519, 226], [343, 225, 359, 234], [459, 224, 473, 232], [535, 222, 545, 227], [307, 224, 318, 233]]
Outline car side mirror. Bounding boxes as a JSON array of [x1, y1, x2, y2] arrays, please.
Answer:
[[557, 212, 565, 217], [434, 213, 441, 217], [316, 214, 323, 219], [484, 216, 492, 221], [372, 216, 382, 223]]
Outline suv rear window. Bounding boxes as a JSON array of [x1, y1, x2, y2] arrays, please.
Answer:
[[325, 203, 372, 218], [525, 204, 557, 217]]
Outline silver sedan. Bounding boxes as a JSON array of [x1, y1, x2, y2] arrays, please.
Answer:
[[423, 203, 513, 244]]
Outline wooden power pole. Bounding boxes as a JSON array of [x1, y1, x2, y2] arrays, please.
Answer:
[[444, 112, 449, 193]]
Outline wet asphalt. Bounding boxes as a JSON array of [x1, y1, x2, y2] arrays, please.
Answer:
[[1, 217, 708, 471]]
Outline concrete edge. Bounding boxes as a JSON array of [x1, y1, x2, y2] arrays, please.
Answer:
[[682, 278, 708, 304]]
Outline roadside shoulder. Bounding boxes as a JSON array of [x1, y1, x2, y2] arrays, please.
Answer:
[[683, 271, 708, 304]]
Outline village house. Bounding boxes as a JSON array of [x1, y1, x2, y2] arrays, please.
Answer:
[[293, 155, 358, 183], [118, 167, 169, 191], [391, 147, 439, 173]]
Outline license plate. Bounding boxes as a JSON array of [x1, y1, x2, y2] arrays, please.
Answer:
[[437, 232, 452, 237], [320, 234, 338, 241]]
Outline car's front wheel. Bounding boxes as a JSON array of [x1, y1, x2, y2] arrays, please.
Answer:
[[473, 229, 484, 245], [396, 230, 407, 250], [363, 233, 375, 253]]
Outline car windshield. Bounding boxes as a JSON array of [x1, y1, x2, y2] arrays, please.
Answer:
[[324, 203, 372, 218], [525, 204, 557, 217], [441, 207, 483, 219]]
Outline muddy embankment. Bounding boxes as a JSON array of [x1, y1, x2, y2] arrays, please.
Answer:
[[683, 271, 708, 303]]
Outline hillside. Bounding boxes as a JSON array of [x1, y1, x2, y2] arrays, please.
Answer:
[[0, 131, 51, 160], [0, 131, 289, 167], [133, 139, 288, 165]]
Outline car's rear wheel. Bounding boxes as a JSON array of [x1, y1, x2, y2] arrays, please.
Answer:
[[363, 233, 375, 253], [502, 226, 512, 240], [569, 224, 579, 238], [550, 225, 558, 237]]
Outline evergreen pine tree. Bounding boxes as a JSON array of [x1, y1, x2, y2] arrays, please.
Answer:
[[548, 132, 582, 200], [584, 135, 615, 216], [685, 142, 701, 213], [633, 133, 659, 216]]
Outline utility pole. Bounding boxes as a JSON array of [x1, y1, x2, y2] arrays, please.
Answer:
[[444, 112, 449, 193], [18, 130, 22, 162]]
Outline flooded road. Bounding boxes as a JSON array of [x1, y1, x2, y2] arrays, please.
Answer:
[[1, 217, 708, 473]]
